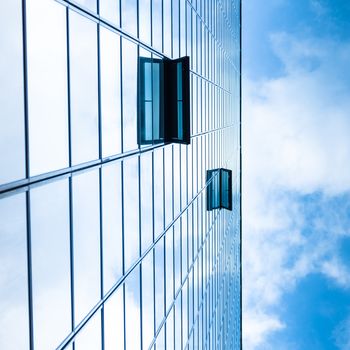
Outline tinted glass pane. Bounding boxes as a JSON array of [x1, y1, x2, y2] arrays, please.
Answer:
[[72, 170, 100, 323], [100, 27, 121, 157], [122, 39, 138, 152], [0, 194, 28, 349], [27, 0, 68, 176], [123, 156, 139, 271], [102, 162, 122, 294], [31, 179, 71, 350], [70, 11, 99, 165], [0, 0, 25, 185]]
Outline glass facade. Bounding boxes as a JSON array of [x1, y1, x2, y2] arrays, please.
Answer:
[[0, 0, 241, 349]]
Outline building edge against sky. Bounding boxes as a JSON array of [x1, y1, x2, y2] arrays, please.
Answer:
[[0, 0, 241, 349]]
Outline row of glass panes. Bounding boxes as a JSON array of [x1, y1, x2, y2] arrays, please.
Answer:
[[0, 171, 236, 349], [1, 0, 236, 187]]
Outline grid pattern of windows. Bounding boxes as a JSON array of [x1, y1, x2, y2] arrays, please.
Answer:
[[0, 0, 241, 349]]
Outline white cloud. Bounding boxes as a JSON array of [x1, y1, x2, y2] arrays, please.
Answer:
[[243, 32, 350, 349], [333, 315, 350, 350]]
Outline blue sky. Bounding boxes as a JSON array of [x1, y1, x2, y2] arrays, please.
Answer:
[[243, 0, 350, 349]]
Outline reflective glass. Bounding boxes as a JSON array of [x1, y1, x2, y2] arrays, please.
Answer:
[[141, 153, 153, 253], [142, 252, 154, 348], [27, 0, 68, 176], [102, 162, 122, 294], [164, 145, 173, 225], [104, 286, 124, 349], [163, 0, 171, 56], [139, 0, 151, 44], [69, 10, 99, 165], [166, 309, 174, 349], [0, 0, 25, 185], [122, 39, 138, 152], [74, 0, 96, 12], [74, 311, 101, 350], [125, 266, 141, 349], [154, 237, 165, 329], [0, 194, 28, 349], [121, 0, 137, 36], [152, 0, 162, 51], [100, 0, 119, 25], [154, 148, 164, 237], [123, 156, 139, 271], [165, 227, 174, 310], [31, 179, 71, 350], [72, 169, 100, 323], [100, 27, 121, 158]]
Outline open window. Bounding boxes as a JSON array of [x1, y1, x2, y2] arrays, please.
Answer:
[[138, 56, 190, 145], [206, 168, 232, 211]]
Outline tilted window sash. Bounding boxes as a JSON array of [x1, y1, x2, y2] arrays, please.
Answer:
[[138, 56, 190, 145], [206, 168, 232, 211]]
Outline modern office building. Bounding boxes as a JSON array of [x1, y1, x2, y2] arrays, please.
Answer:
[[0, 0, 241, 349]]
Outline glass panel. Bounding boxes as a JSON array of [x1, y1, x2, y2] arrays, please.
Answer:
[[31, 179, 71, 350], [123, 156, 139, 271], [152, 59, 162, 141], [74, 311, 101, 350], [163, 0, 171, 56], [152, 0, 162, 51], [72, 169, 100, 323], [154, 148, 164, 238], [0, 193, 28, 349], [100, 0, 119, 25], [164, 145, 173, 225], [165, 227, 173, 311], [121, 0, 137, 36], [69, 10, 99, 165], [125, 266, 141, 349], [154, 237, 164, 329], [141, 252, 154, 348], [139, 0, 151, 44], [102, 162, 122, 294], [74, 0, 96, 12], [100, 27, 121, 158], [166, 309, 174, 349], [104, 287, 124, 350], [174, 221, 181, 293], [0, 0, 25, 185], [27, 0, 68, 176], [141, 153, 153, 253], [122, 39, 138, 152]]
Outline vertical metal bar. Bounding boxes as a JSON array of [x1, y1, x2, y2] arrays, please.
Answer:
[[21, 1, 34, 348], [138, 154, 144, 348], [66, 8, 76, 350], [239, 0, 243, 349], [96, 1, 105, 348]]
